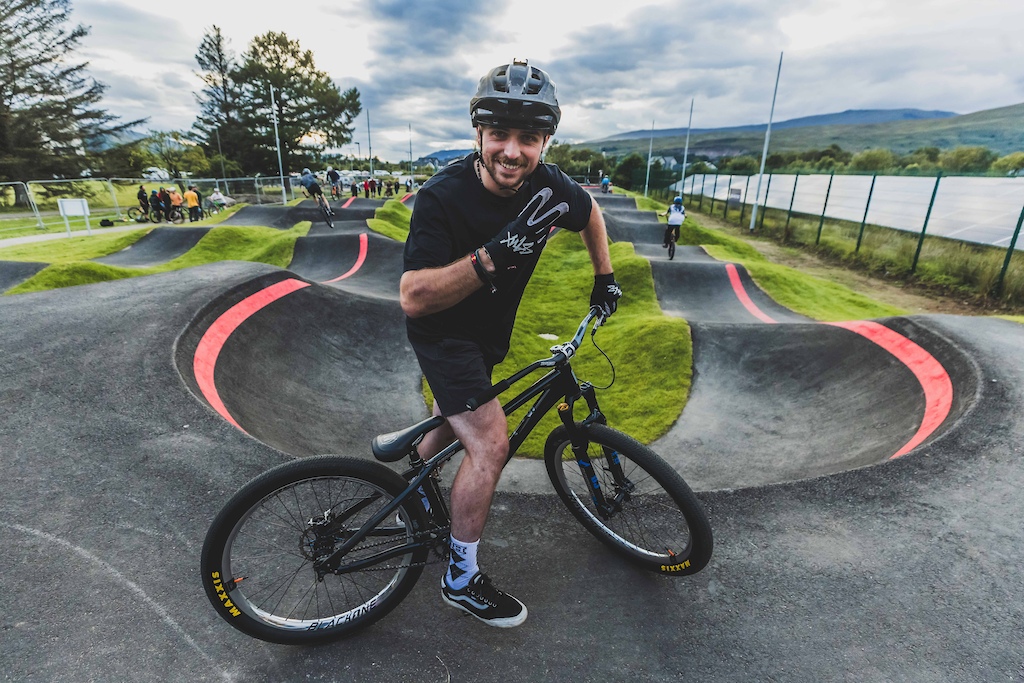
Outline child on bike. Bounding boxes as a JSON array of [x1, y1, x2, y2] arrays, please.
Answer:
[[663, 196, 685, 248]]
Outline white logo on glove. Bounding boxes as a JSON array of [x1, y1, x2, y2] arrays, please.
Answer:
[[501, 233, 535, 255], [521, 187, 569, 229]]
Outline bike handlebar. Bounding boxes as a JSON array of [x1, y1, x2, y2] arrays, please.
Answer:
[[465, 307, 606, 411]]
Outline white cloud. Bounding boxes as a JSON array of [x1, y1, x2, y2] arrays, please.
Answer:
[[64, 0, 1024, 163]]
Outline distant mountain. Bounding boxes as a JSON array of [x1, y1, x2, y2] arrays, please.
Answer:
[[579, 102, 1024, 158], [598, 109, 959, 143], [415, 149, 472, 167]]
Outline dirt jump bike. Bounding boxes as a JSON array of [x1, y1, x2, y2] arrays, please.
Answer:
[[201, 307, 713, 644], [667, 226, 677, 260], [308, 191, 334, 229]]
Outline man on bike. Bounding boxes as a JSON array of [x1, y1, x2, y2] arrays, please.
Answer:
[[600, 175, 611, 194], [326, 166, 342, 198], [663, 196, 685, 248], [299, 168, 332, 214], [401, 58, 622, 628]]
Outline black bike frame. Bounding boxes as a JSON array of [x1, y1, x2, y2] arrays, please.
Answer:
[[319, 311, 630, 576]]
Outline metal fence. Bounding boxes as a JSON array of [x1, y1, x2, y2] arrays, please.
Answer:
[[0, 175, 299, 237], [675, 171, 1024, 296]]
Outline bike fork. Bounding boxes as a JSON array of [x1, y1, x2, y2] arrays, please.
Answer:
[[557, 400, 618, 519]]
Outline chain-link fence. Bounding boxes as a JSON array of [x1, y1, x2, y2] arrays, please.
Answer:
[[0, 176, 298, 239], [676, 172, 1024, 301]]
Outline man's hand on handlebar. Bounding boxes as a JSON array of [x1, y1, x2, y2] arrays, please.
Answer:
[[590, 272, 622, 319]]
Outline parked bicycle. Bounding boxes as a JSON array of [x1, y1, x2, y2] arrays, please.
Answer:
[[201, 308, 713, 644]]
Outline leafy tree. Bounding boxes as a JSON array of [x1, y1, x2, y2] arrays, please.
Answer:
[[232, 31, 361, 173], [93, 138, 158, 178], [148, 131, 211, 178], [991, 152, 1024, 176], [192, 26, 246, 176], [0, 0, 141, 182], [722, 155, 759, 174], [611, 153, 645, 189], [939, 146, 997, 174], [849, 148, 898, 172]]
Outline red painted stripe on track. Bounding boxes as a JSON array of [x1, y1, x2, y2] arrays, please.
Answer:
[[400, 193, 413, 203], [726, 263, 953, 459], [192, 278, 311, 431], [322, 233, 368, 283], [828, 321, 954, 458], [342, 197, 356, 209], [726, 263, 778, 323]]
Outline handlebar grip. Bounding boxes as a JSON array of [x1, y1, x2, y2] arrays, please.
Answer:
[[466, 379, 510, 411]]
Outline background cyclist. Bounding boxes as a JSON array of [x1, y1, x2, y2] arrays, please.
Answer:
[[663, 196, 685, 248], [298, 168, 331, 213], [326, 166, 342, 198], [401, 58, 622, 629]]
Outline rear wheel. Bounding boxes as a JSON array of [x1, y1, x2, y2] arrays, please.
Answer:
[[201, 456, 430, 644], [318, 196, 334, 229], [544, 423, 712, 575], [169, 207, 185, 224]]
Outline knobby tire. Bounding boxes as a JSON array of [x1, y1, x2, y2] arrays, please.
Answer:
[[201, 456, 429, 644], [544, 423, 712, 575]]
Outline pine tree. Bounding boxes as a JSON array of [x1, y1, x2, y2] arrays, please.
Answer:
[[192, 26, 245, 177], [0, 0, 140, 182], [231, 31, 361, 174]]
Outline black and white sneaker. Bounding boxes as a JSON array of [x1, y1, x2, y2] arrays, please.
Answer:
[[441, 572, 527, 628]]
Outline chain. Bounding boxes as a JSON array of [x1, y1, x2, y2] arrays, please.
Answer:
[[324, 523, 451, 574]]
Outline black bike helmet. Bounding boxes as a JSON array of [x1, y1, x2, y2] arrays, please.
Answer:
[[470, 58, 561, 134]]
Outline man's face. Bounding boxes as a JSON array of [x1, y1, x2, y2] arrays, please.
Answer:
[[477, 125, 549, 194]]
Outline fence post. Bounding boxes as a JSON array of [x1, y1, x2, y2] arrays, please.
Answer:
[[723, 175, 732, 218], [784, 172, 800, 234], [709, 173, 719, 214], [815, 172, 835, 244], [104, 179, 123, 220], [855, 174, 877, 254], [740, 175, 751, 225], [995, 203, 1024, 296], [912, 172, 943, 273], [758, 173, 773, 231]]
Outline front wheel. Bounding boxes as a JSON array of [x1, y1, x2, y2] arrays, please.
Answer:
[[667, 239, 676, 260], [201, 456, 430, 644], [318, 196, 334, 229], [544, 423, 712, 575]]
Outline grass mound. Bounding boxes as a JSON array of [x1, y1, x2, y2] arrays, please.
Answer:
[[367, 199, 412, 241]]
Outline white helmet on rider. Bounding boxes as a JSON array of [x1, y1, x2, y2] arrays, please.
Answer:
[[302, 168, 311, 175]]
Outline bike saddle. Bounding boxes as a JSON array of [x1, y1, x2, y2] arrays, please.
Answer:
[[371, 416, 446, 462]]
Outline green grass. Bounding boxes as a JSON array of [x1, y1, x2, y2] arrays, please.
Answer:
[[0, 229, 151, 262], [618, 189, 904, 320], [999, 315, 1024, 323], [367, 199, 412, 241], [4, 221, 311, 295]]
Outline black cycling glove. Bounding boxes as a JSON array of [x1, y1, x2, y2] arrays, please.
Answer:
[[591, 272, 622, 317], [484, 187, 568, 271]]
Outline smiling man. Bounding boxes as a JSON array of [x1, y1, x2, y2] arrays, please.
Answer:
[[400, 58, 622, 628]]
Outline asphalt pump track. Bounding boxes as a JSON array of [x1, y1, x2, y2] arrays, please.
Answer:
[[1, 191, 1022, 681]]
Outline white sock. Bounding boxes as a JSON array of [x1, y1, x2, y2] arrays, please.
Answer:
[[446, 536, 479, 590]]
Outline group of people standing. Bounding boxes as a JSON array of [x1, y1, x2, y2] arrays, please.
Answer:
[[353, 178, 410, 199], [136, 184, 209, 222]]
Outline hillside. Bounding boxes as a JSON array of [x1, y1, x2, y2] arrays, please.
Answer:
[[601, 108, 958, 142], [580, 101, 1024, 158]]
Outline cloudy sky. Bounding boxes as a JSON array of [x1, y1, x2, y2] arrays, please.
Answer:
[[73, 0, 1024, 164]]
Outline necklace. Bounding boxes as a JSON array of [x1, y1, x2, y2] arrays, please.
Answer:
[[474, 155, 484, 185]]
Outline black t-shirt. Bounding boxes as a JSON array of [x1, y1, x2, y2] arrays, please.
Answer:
[[404, 153, 593, 363]]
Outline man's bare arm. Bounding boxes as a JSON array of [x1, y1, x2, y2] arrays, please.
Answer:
[[400, 251, 495, 319]]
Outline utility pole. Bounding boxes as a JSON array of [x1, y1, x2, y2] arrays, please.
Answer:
[[680, 98, 693, 196], [749, 51, 783, 232], [269, 84, 287, 205], [644, 119, 654, 197], [367, 109, 373, 177], [409, 123, 413, 178], [214, 127, 227, 183]]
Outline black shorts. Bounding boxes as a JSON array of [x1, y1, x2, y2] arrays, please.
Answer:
[[409, 337, 495, 417], [306, 183, 323, 196]]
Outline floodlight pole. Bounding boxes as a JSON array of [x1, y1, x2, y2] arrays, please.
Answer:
[[269, 84, 287, 205], [644, 119, 654, 197], [679, 98, 693, 196], [749, 51, 783, 232], [367, 109, 373, 177]]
